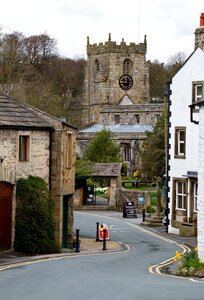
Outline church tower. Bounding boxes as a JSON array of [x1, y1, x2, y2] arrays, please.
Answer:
[[82, 34, 150, 125]]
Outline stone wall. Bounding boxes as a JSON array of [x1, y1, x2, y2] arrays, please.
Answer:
[[25, 107, 77, 250], [0, 128, 50, 249], [100, 103, 163, 126], [116, 188, 151, 212], [50, 125, 76, 250], [0, 129, 50, 183], [195, 27, 204, 50]]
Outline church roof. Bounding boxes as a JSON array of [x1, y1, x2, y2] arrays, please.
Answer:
[[78, 124, 153, 133]]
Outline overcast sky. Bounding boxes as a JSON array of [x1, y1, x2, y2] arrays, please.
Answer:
[[0, 0, 203, 63]]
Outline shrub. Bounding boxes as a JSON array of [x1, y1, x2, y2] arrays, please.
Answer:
[[14, 176, 55, 254], [179, 249, 204, 270], [146, 205, 156, 213], [174, 247, 204, 275]]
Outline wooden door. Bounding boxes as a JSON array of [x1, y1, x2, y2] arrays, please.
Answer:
[[0, 182, 13, 250]]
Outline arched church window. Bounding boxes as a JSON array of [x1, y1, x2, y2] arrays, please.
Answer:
[[123, 59, 132, 75]]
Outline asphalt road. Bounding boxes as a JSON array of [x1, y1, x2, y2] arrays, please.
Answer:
[[0, 212, 204, 300]]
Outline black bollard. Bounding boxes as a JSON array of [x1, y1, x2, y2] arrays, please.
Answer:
[[96, 222, 100, 242], [103, 229, 106, 251], [75, 229, 80, 253], [142, 208, 145, 222]]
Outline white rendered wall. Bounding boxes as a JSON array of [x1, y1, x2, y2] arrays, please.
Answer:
[[198, 105, 204, 261], [168, 48, 204, 233]]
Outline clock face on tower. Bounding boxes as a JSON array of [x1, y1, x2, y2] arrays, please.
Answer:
[[119, 74, 133, 91]]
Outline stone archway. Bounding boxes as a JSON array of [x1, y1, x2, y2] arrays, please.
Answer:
[[92, 163, 122, 208]]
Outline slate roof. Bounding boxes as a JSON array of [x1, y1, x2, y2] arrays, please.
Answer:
[[92, 163, 122, 177], [78, 123, 153, 133], [0, 92, 53, 130]]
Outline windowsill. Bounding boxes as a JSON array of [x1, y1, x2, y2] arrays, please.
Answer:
[[174, 155, 186, 159]]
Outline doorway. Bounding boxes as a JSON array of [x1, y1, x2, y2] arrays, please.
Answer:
[[62, 195, 68, 248], [0, 182, 13, 250]]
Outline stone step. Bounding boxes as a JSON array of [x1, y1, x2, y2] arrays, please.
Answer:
[[150, 214, 164, 220], [145, 218, 162, 223], [76, 205, 110, 211]]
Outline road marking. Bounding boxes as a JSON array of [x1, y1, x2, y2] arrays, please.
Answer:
[[77, 212, 204, 282], [189, 278, 201, 283], [0, 244, 132, 272], [109, 224, 130, 232]]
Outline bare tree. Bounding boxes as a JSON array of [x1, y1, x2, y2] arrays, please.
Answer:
[[149, 60, 169, 101], [166, 51, 187, 76], [0, 32, 24, 86], [23, 34, 58, 65]]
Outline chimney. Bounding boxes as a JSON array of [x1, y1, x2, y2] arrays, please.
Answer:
[[200, 13, 204, 26], [195, 13, 204, 50]]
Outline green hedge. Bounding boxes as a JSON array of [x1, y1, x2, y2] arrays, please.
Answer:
[[14, 176, 55, 254]]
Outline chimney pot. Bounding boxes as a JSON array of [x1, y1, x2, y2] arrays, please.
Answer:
[[200, 13, 204, 26]]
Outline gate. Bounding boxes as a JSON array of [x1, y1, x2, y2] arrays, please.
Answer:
[[0, 182, 12, 250]]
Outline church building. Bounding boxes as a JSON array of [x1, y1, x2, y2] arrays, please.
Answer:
[[77, 34, 163, 174]]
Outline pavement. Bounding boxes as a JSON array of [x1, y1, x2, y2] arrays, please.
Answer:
[[0, 210, 197, 270]]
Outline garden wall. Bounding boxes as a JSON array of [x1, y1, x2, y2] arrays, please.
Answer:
[[116, 188, 151, 212]]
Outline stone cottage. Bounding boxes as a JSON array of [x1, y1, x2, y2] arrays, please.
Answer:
[[0, 92, 76, 251]]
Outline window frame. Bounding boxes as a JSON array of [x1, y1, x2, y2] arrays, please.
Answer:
[[134, 114, 140, 124], [192, 181, 198, 213], [175, 179, 187, 210], [174, 127, 186, 159], [192, 81, 204, 103], [123, 58, 132, 75], [19, 135, 30, 162], [114, 114, 120, 125], [121, 143, 131, 162], [65, 132, 73, 169]]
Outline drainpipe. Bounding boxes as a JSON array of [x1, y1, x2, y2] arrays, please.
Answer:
[[49, 129, 53, 191]]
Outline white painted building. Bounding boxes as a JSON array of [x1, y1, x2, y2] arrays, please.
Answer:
[[168, 14, 204, 261], [197, 105, 204, 260], [168, 47, 204, 233]]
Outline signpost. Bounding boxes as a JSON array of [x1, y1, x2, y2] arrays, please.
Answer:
[[123, 201, 137, 218]]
